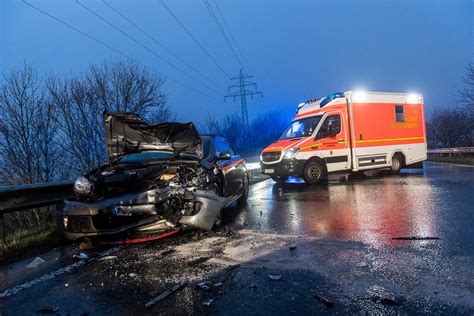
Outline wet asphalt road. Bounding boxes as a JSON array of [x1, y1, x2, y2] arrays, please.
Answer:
[[1, 162, 473, 315], [232, 162, 474, 255]]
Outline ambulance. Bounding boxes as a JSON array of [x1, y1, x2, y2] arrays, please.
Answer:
[[260, 91, 427, 184]]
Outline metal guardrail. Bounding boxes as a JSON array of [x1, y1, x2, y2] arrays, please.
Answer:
[[427, 147, 474, 154], [0, 181, 75, 243]]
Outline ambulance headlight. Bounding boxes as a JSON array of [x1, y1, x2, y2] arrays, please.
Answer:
[[74, 176, 93, 196], [283, 147, 300, 159]]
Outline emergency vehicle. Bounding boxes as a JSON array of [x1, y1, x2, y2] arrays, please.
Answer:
[[260, 91, 427, 184]]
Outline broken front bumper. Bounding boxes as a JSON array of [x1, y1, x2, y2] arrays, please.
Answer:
[[61, 187, 229, 240]]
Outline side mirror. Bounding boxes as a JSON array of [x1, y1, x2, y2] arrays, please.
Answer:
[[328, 123, 337, 137], [217, 151, 231, 160]]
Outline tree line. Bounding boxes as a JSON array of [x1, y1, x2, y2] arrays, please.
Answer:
[[426, 63, 474, 148], [0, 61, 170, 185], [1, 60, 473, 187]]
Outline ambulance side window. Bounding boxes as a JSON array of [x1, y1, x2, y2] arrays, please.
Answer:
[[315, 115, 341, 140], [395, 105, 405, 122]]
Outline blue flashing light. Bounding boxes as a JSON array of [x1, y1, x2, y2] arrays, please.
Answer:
[[320, 92, 345, 108]]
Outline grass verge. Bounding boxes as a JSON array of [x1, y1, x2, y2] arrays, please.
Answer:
[[0, 225, 67, 265], [427, 156, 474, 166]]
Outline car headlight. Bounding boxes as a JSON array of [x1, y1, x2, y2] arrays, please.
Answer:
[[283, 147, 300, 159], [74, 176, 93, 195]]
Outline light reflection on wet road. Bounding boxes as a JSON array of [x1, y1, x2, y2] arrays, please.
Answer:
[[231, 162, 474, 254]]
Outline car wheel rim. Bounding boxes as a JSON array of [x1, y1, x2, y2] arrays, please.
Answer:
[[308, 166, 320, 181], [393, 158, 400, 170]]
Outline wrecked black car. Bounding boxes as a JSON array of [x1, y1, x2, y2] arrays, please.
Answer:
[[60, 112, 249, 240]]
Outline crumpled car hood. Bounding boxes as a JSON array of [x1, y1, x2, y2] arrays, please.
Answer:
[[104, 112, 203, 160]]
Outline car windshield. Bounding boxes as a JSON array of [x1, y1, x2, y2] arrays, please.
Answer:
[[279, 115, 323, 139], [119, 151, 176, 164]]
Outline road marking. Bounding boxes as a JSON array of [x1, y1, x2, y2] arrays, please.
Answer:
[[0, 247, 121, 299], [425, 161, 474, 168]]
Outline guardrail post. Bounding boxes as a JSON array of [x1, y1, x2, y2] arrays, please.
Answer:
[[0, 213, 5, 244]]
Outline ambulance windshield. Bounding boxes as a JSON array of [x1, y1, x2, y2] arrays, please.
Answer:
[[279, 115, 323, 140]]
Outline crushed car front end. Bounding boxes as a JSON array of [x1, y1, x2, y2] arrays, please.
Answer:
[[60, 112, 231, 240]]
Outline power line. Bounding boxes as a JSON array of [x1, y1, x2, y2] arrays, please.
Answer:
[[76, 0, 220, 95], [22, 0, 212, 98], [202, 0, 247, 74], [211, 0, 247, 72], [159, 0, 231, 79], [102, 0, 224, 90]]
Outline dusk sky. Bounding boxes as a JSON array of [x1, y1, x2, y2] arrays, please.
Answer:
[[1, 0, 473, 123]]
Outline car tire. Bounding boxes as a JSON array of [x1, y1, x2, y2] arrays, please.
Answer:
[[391, 154, 403, 174], [302, 161, 326, 184], [271, 176, 288, 184], [238, 174, 249, 204]]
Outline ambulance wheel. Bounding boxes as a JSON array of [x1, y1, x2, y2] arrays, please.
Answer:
[[303, 161, 327, 184], [391, 154, 404, 174], [271, 176, 288, 184]]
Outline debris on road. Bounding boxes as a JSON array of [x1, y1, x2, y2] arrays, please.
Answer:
[[289, 246, 297, 251], [73, 252, 89, 260], [196, 281, 211, 290], [188, 256, 211, 266], [26, 257, 46, 269], [36, 306, 59, 314], [249, 283, 257, 289], [314, 293, 334, 309], [372, 295, 401, 305], [202, 298, 214, 306], [128, 273, 138, 277], [99, 255, 117, 261], [145, 282, 187, 308], [213, 282, 223, 287], [392, 236, 440, 240], [356, 262, 369, 268], [268, 274, 282, 281], [160, 249, 176, 256]]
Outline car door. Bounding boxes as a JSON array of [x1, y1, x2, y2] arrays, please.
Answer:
[[314, 112, 351, 172], [215, 137, 244, 197]]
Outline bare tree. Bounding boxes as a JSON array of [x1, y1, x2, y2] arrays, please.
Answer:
[[250, 111, 289, 152], [48, 60, 170, 175], [457, 62, 474, 145], [0, 64, 62, 230], [206, 113, 243, 148], [206, 111, 289, 156], [458, 62, 474, 109], [427, 107, 471, 148], [0, 63, 62, 184]]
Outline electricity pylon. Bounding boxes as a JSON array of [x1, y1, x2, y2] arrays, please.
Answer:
[[224, 69, 263, 143]]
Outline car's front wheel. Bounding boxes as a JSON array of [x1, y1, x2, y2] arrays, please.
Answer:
[[238, 174, 249, 204], [302, 161, 326, 184]]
